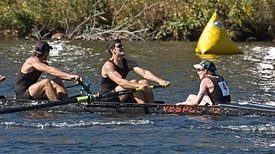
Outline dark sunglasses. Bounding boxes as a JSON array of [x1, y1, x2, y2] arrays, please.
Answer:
[[198, 68, 204, 71], [115, 44, 123, 48]]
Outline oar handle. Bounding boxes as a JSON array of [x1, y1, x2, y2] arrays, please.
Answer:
[[136, 85, 164, 91], [97, 84, 165, 100], [80, 83, 92, 94], [65, 82, 92, 94]]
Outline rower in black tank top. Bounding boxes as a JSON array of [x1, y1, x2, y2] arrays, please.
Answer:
[[15, 62, 47, 99], [100, 58, 130, 101], [100, 58, 130, 92], [206, 75, 231, 104]]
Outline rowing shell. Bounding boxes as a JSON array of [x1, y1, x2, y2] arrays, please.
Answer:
[[80, 102, 275, 116], [81, 102, 221, 115], [1, 99, 274, 116]]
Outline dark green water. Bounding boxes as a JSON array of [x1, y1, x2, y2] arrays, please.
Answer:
[[0, 40, 274, 153]]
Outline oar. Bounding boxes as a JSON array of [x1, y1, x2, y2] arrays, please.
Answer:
[[65, 84, 80, 89], [0, 98, 79, 114], [98, 85, 163, 99], [0, 84, 164, 114], [80, 83, 92, 94], [219, 103, 275, 113], [66, 82, 92, 94]]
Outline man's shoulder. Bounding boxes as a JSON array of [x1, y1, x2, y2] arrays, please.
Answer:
[[25, 56, 48, 67], [103, 60, 113, 66], [103, 60, 115, 71], [26, 56, 39, 63]]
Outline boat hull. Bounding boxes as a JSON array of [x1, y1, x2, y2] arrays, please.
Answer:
[[81, 102, 275, 116], [1, 99, 274, 116]]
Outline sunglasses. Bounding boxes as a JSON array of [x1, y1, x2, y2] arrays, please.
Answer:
[[198, 68, 204, 71], [115, 44, 123, 48]]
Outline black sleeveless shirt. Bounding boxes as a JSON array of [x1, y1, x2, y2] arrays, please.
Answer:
[[206, 75, 231, 104], [100, 58, 130, 93], [15, 62, 47, 95]]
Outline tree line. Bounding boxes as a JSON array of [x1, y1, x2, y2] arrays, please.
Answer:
[[0, 0, 274, 41]]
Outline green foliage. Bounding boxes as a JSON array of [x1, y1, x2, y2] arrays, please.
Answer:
[[0, 0, 273, 41], [0, 1, 35, 35], [227, 0, 273, 40]]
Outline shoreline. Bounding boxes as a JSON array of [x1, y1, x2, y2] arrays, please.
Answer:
[[0, 30, 274, 43]]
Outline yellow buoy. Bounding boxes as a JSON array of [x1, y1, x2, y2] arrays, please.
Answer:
[[195, 12, 242, 55]]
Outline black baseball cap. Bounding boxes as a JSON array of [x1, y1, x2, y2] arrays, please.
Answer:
[[35, 41, 53, 53]]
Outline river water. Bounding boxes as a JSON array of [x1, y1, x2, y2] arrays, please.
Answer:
[[0, 40, 274, 153]]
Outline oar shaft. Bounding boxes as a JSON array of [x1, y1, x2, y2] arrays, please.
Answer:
[[98, 85, 164, 99], [66, 84, 80, 88], [0, 84, 164, 114], [0, 98, 77, 114], [65, 82, 92, 94], [80, 83, 92, 94]]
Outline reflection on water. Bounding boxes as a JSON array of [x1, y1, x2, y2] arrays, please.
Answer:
[[242, 46, 275, 105], [196, 53, 220, 60]]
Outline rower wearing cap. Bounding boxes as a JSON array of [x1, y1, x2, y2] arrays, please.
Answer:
[[15, 41, 83, 101], [100, 38, 170, 104], [177, 60, 231, 106]]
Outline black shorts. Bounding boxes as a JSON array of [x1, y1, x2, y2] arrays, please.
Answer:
[[99, 90, 136, 103], [16, 90, 33, 99]]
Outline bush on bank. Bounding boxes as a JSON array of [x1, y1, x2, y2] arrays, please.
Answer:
[[0, 0, 274, 41]]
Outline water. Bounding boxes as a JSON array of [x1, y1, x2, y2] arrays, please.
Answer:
[[0, 40, 274, 153]]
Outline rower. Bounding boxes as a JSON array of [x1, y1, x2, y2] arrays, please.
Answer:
[[0, 75, 6, 99], [177, 60, 231, 106], [99, 38, 170, 104], [15, 41, 83, 101]]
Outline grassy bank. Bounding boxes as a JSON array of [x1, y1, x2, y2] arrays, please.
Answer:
[[0, 0, 274, 41]]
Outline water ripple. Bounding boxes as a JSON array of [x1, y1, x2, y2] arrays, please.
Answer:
[[220, 123, 275, 134], [1, 119, 152, 129]]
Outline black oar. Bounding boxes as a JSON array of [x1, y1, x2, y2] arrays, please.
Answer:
[[65, 84, 80, 89], [220, 103, 275, 113], [66, 82, 92, 94], [80, 83, 92, 94], [0, 85, 164, 114], [0, 98, 78, 114], [98, 85, 163, 99]]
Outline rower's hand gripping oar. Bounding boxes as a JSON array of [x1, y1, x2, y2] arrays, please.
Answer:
[[80, 83, 92, 95], [0, 84, 165, 114], [65, 81, 92, 95]]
